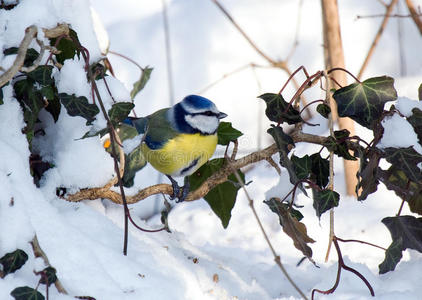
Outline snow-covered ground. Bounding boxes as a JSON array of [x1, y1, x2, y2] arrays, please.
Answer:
[[1, 0, 422, 299]]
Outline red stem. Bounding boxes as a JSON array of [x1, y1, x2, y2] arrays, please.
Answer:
[[328, 67, 361, 83]]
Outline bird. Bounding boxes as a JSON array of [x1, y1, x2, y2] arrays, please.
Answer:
[[124, 95, 227, 202]]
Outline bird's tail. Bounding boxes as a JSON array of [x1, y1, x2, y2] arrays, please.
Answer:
[[123, 117, 148, 134]]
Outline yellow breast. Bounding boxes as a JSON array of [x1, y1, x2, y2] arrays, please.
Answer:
[[141, 133, 218, 176]]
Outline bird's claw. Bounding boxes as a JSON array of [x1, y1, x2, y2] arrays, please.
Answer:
[[167, 176, 190, 203]]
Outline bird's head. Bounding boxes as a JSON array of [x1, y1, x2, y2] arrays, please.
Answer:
[[170, 95, 227, 135]]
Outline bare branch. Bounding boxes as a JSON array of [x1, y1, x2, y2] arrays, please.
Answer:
[[31, 235, 68, 295], [211, 0, 276, 64], [65, 129, 364, 205], [405, 0, 422, 34], [228, 160, 308, 300], [357, 0, 399, 80], [42, 23, 69, 39], [0, 25, 37, 87]]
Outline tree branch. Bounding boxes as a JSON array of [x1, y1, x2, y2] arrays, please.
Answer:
[[357, 0, 399, 80], [405, 0, 422, 35], [66, 130, 364, 205]]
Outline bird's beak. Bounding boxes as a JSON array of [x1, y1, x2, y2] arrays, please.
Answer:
[[218, 112, 228, 119]]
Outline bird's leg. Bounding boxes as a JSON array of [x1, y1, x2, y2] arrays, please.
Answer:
[[166, 175, 181, 200], [178, 177, 190, 203]]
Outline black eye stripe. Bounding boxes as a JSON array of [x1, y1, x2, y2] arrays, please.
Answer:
[[189, 111, 217, 117]]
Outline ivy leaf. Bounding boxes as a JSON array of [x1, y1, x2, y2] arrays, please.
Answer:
[[130, 67, 153, 99], [383, 147, 422, 182], [108, 102, 135, 125], [27, 66, 54, 86], [13, 79, 44, 141], [217, 122, 243, 145], [264, 197, 304, 222], [0, 84, 5, 105], [316, 103, 331, 119], [323, 130, 357, 161], [122, 145, 147, 187], [10, 286, 44, 300], [267, 126, 306, 195], [264, 198, 314, 257], [379, 238, 403, 274], [310, 153, 329, 189], [42, 85, 61, 122], [59, 93, 99, 125], [379, 166, 421, 209], [356, 149, 381, 201], [291, 154, 311, 180], [407, 108, 422, 143], [39, 267, 57, 286], [333, 76, 397, 128], [312, 189, 340, 219], [258, 93, 303, 125], [382, 216, 422, 252], [3, 47, 39, 67], [189, 158, 244, 228], [49, 29, 81, 64], [379, 216, 422, 273], [0, 249, 28, 276]]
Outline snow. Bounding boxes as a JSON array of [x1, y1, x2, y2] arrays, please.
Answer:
[[1, 0, 422, 299]]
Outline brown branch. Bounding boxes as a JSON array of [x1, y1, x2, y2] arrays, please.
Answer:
[[66, 129, 360, 205], [229, 161, 308, 300], [31, 235, 68, 295], [357, 0, 399, 80], [211, 0, 276, 65], [405, 0, 422, 34], [0, 25, 37, 87], [42, 23, 69, 39], [0, 23, 70, 88]]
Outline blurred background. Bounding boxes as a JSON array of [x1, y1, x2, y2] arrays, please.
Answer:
[[89, 0, 422, 216]]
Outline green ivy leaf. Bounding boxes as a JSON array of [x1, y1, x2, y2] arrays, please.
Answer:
[[333, 76, 397, 128], [263, 198, 304, 223], [59, 93, 99, 125], [3, 47, 39, 67], [217, 122, 243, 145], [108, 102, 135, 125], [122, 145, 147, 187], [383, 147, 422, 182], [49, 29, 81, 64], [189, 158, 244, 228], [379, 238, 403, 274], [267, 126, 307, 195], [312, 189, 339, 219], [382, 215, 422, 251], [43, 88, 61, 123], [10, 286, 44, 300], [323, 130, 357, 161], [291, 154, 311, 180], [39, 267, 57, 286], [407, 108, 422, 143], [13, 79, 44, 141], [0, 249, 28, 276], [379, 216, 422, 273], [310, 153, 329, 189], [27, 66, 54, 86], [258, 93, 303, 125], [316, 103, 331, 119], [130, 67, 153, 99], [0, 84, 4, 105]]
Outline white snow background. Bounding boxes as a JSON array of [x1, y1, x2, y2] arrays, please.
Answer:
[[1, 0, 422, 299]]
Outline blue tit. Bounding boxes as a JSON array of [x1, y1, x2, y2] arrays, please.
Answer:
[[125, 95, 227, 202]]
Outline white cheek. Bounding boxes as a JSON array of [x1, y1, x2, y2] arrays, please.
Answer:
[[185, 115, 218, 134]]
